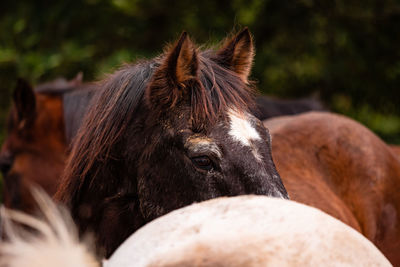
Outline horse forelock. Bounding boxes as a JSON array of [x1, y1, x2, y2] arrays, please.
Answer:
[[146, 49, 256, 131], [189, 52, 255, 130]]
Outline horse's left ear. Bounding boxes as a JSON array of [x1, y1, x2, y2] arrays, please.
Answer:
[[215, 27, 254, 83], [146, 32, 199, 110], [13, 79, 36, 127]]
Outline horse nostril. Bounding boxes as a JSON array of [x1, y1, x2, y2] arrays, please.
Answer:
[[0, 154, 13, 176]]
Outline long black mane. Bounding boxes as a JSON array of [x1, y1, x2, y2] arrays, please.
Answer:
[[56, 61, 155, 205]]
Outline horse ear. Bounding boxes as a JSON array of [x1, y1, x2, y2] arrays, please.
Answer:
[[146, 32, 199, 109], [215, 28, 254, 83], [13, 78, 36, 125], [70, 72, 83, 85]]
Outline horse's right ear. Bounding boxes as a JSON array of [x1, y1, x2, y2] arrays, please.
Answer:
[[145, 32, 199, 110], [13, 78, 36, 126], [215, 28, 254, 83], [70, 72, 83, 86]]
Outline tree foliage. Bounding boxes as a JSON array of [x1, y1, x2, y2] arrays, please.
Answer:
[[1, 0, 399, 143]]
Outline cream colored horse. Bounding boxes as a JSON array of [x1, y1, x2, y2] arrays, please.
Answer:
[[0, 192, 391, 267]]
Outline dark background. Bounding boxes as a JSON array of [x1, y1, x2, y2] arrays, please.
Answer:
[[1, 0, 400, 189]]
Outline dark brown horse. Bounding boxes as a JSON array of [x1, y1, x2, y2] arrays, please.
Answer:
[[0, 65, 323, 215], [264, 112, 400, 266], [0, 75, 94, 212], [252, 95, 326, 121], [55, 29, 289, 257]]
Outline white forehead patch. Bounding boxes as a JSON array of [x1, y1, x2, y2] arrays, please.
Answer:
[[228, 109, 263, 161], [228, 109, 261, 147]]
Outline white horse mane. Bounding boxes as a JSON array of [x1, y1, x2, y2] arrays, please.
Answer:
[[0, 188, 99, 267]]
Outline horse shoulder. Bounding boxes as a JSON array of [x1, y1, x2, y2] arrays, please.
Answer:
[[389, 145, 400, 160]]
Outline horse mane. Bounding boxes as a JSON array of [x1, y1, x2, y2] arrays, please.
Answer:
[[194, 51, 256, 128], [56, 61, 156, 206], [55, 34, 256, 218], [0, 188, 99, 267]]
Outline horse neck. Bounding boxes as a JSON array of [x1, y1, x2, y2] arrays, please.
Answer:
[[62, 84, 98, 144], [34, 93, 67, 152], [57, 169, 145, 257], [55, 132, 145, 257]]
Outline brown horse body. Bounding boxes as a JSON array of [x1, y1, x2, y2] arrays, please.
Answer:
[[0, 76, 91, 211], [390, 145, 400, 159], [264, 112, 400, 265]]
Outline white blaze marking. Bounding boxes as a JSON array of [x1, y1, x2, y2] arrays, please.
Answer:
[[228, 109, 261, 146], [228, 109, 263, 161]]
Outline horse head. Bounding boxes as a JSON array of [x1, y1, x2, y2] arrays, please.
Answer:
[[56, 29, 288, 256]]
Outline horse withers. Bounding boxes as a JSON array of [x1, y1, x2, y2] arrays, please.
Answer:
[[55, 28, 288, 257], [264, 112, 400, 266]]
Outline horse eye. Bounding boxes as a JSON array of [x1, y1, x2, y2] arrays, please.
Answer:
[[191, 156, 213, 171], [0, 153, 13, 176]]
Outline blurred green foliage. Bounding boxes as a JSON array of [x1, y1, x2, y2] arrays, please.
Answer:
[[0, 0, 399, 146]]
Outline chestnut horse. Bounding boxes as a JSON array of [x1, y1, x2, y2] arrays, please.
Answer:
[[264, 112, 400, 265], [0, 75, 95, 212], [390, 145, 400, 159], [55, 29, 288, 257], [0, 193, 391, 266]]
